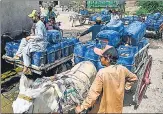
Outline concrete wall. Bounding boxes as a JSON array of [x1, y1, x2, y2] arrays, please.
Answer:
[[1, 1, 39, 37]]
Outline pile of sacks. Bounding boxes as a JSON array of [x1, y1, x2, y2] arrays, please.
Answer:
[[12, 61, 97, 113]]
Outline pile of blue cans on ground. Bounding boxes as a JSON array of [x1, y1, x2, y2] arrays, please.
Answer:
[[145, 12, 163, 31], [5, 30, 79, 67], [74, 21, 149, 71]]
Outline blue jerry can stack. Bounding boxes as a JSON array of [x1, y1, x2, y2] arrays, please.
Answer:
[[4, 30, 79, 67], [101, 20, 124, 36], [31, 30, 79, 67], [117, 49, 135, 71], [145, 12, 163, 31], [74, 41, 106, 71], [31, 52, 47, 67], [84, 45, 99, 66], [74, 43, 88, 64], [117, 21, 149, 71], [5, 42, 20, 57], [74, 21, 150, 71]]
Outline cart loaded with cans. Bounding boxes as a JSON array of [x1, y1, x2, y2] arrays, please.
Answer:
[[2, 30, 79, 75], [72, 21, 152, 110]]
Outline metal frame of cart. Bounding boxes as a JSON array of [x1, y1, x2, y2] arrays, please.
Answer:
[[2, 54, 73, 75]]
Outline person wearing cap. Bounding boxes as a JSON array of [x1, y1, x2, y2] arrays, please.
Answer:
[[13, 10, 48, 74], [79, 5, 88, 16], [45, 6, 57, 23], [40, 13, 46, 25], [110, 9, 120, 22], [75, 45, 138, 113], [28, 10, 37, 35], [107, 9, 121, 25], [78, 17, 103, 40]]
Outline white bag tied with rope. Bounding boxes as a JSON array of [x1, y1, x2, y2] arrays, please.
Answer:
[[12, 61, 97, 113]]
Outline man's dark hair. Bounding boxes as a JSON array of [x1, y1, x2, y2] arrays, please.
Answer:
[[50, 17, 56, 21], [109, 10, 112, 13], [102, 47, 119, 65], [48, 6, 53, 11]]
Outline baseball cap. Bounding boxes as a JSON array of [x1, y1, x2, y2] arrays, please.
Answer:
[[96, 17, 102, 22], [94, 45, 119, 60]]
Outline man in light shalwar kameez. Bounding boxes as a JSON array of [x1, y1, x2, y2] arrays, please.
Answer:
[[13, 10, 48, 74]]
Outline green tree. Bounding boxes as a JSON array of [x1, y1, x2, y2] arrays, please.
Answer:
[[136, 1, 163, 15]]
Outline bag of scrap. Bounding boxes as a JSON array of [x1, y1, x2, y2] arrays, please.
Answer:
[[101, 20, 124, 36], [12, 61, 97, 113]]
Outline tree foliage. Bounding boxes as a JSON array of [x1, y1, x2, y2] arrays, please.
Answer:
[[136, 1, 163, 15]]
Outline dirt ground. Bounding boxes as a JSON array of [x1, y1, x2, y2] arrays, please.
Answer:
[[1, 12, 163, 113]]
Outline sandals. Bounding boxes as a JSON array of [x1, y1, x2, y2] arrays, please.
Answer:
[[9, 56, 21, 62], [23, 68, 32, 75]]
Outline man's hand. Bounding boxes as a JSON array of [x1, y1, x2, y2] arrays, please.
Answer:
[[77, 36, 81, 39], [75, 105, 83, 113], [26, 36, 31, 40]]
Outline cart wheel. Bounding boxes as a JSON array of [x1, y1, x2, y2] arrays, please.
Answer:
[[134, 55, 152, 108]]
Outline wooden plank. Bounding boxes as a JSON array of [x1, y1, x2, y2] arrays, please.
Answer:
[[3, 55, 73, 74]]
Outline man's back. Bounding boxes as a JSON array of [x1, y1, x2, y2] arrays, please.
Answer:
[[35, 20, 47, 38], [90, 24, 103, 40], [99, 65, 129, 112], [82, 65, 137, 113]]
